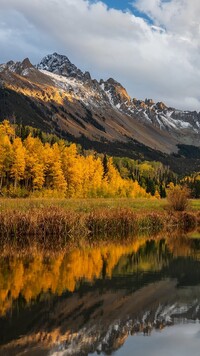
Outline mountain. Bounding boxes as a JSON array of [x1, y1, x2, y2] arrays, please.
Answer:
[[1, 279, 200, 355], [0, 53, 200, 173]]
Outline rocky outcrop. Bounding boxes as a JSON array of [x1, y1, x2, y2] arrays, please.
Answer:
[[37, 52, 91, 82]]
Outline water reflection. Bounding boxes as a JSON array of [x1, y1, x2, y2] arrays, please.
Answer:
[[0, 233, 200, 355], [95, 324, 200, 356]]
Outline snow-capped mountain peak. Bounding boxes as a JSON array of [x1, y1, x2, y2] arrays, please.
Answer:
[[37, 52, 91, 81], [1, 53, 200, 164]]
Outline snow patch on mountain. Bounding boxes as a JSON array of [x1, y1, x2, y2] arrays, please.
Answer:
[[50, 300, 200, 356], [36, 53, 200, 137], [143, 111, 152, 122], [39, 69, 106, 108]]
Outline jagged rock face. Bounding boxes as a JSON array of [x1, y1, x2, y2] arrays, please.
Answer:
[[0, 58, 34, 77], [100, 77, 131, 107], [37, 52, 91, 81], [1, 279, 200, 356], [0, 53, 200, 159]]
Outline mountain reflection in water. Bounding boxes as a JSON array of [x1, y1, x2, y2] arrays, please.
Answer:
[[0, 233, 200, 355]]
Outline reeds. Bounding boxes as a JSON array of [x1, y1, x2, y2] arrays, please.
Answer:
[[179, 212, 198, 231], [0, 208, 87, 245], [87, 208, 138, 239], [0, 205, 199, 247]]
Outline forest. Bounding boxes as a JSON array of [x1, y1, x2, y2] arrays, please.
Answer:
[[0, 120, 199, 198]]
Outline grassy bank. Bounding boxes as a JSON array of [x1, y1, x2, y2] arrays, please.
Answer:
[[0, 197, 170, 212], [0, 197, 199, 213], [0, 198, 199, 246]]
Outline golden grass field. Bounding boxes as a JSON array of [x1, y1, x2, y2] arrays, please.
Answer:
[[0, 197, 199, 212]]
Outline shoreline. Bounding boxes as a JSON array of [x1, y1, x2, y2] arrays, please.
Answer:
[[0, 198, 199, 245]]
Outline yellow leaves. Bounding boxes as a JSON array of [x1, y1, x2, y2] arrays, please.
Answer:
[[154, 190, 161, 200], [102, 157, 125, 197], [61, 144, 83, 197], [0, 134, 12, 176], [0, 121, 149, 198], [51, 161, 67, 192], [61, 144, 103, 198], [0, 241, 148, 316], [24, 135, 45, 189], [0, 120, 15, 138], [128, 181, 148, 198], [182, 173, 200, 182], [166, 184, 190, 211], [10, 137, 26, 187], [32, 163, 45, 190], [101, 159, 149, 198], [43, 143, 67, 192], [82, 156, 103, 197], [139, 162, 154, 178], [63, 143, 77, 158], [168, 182, 175, 189], [51, 144, 67, 192]]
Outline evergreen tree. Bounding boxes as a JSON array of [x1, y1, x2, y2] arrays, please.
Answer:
[[103, 154, 109, 178]]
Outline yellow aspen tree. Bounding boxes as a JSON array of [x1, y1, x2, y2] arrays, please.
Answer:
[[43, 143, 67, 192], [93, 157, 104, 195], [105, 157, 124, 196], [32, 163, 45, 190], [0, 134, 12, 190], [61, 144, 84, 197], [0, 120, 15, 138], [81, 155, 93, 197], [128, 181, 148, 198], [82, 156, 103, 197], [10, 137, 26, 188], [154, 190, 161, 199], [69, 155, 84, 197], [51, 143, 67, 192], [24, 135, 45, 190], [139, 162, 154, 178]]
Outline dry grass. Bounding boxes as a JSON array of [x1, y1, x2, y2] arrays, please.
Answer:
[[87, 208, 138, 239], [0, 206, 198, 247], [0, 207, 87, 246], [167, 186, 191, 212], [0, 197, 199, 247]]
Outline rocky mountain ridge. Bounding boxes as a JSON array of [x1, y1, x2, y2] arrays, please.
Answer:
[[37, 53, 200, 142], [1, 279, 200, 356], [0, 53, 200, 173]]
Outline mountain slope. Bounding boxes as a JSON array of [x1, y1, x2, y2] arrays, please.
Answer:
[[37, 53, 200, 151], [0, 53, 200, 173]]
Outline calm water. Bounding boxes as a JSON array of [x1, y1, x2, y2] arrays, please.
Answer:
[[1, 232, 200, 355]]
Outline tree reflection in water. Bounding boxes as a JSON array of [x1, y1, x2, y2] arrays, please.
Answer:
[[0, 233, 200, 355]]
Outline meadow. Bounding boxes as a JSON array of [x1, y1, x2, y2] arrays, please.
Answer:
[[0, 197, 166, 212]]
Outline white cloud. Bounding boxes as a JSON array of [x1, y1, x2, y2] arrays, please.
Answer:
[[0, 0, 200, 111], [118, 323, 200, 356]]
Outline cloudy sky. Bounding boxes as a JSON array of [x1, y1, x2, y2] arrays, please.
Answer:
[[0, 0, 200, 111]]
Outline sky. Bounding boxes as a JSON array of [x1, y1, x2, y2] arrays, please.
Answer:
[[0, 0, 200, 111], [114, 323, 200, 356], [91, 323, 200, 356]]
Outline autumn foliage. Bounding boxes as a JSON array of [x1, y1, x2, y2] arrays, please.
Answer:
[[0, 240, 153, 316], [167, 183, 190, 211], [0, 121, 151, 198]]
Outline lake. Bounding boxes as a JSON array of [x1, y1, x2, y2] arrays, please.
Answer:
[[0, 232, 200, 355]]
